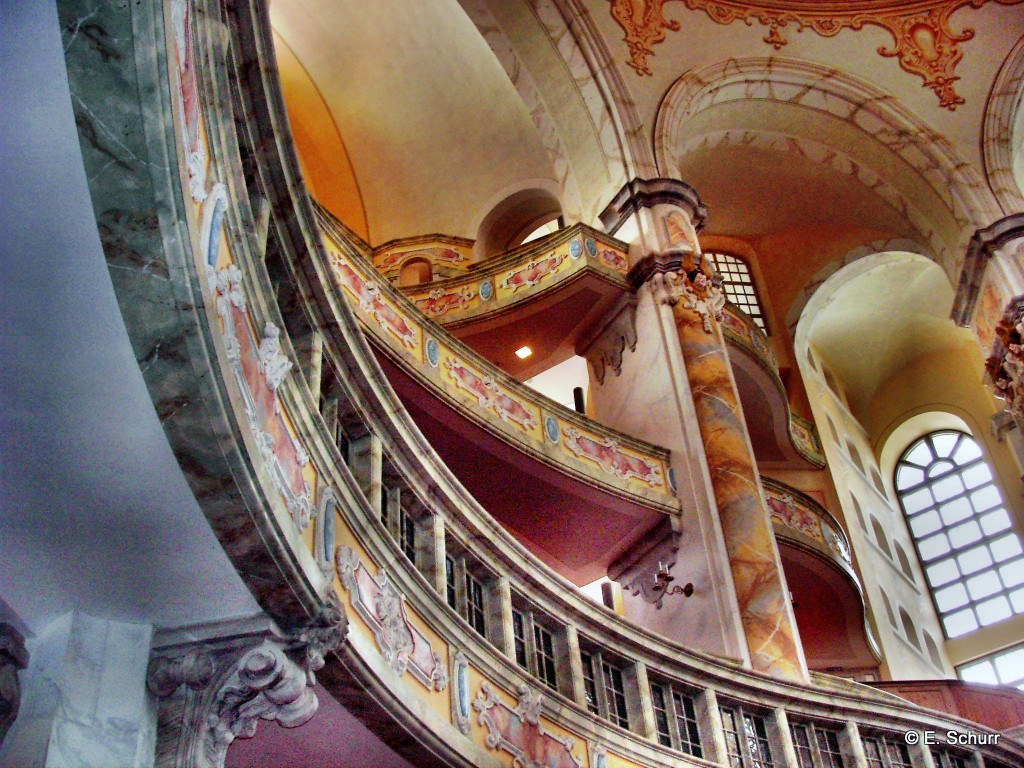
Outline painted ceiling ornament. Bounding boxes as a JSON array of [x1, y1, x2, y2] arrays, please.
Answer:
[[607, 0, 1024, 109]]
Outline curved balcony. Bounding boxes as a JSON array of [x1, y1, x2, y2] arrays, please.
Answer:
[[317, 209, 678, 584], [84, 3, 1024, 768], [761, 477, 880, 676], [393, 226, 633, 380], [721, 304, 826, 469]]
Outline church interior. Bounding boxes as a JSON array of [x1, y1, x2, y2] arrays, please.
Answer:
[[3, 1, 1024, 766]]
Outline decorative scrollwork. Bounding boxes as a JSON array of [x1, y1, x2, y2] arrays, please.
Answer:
[[607, 0, 1023, 109]]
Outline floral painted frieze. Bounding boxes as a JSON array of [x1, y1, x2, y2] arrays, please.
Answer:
[[473, 682, 583, 768], [414, 286, 476, 318], [335, 546, 449, 692], [763, 482, 851, 565], [500, 252, 567, 292], [790, 415, 825, 466], [330, 254, 420, 351], [598, 248, 629, 273], [443, 358, 539, 432], [374, 243, 472, 276], [562, 426, 664, 487], [208, 265, 313, 529]]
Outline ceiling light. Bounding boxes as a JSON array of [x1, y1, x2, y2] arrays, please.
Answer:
[[515, 346, 532, 359]]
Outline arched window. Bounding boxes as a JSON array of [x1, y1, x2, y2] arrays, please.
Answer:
[[703, 251, 766, 331], [894, 430, 1024, 638]]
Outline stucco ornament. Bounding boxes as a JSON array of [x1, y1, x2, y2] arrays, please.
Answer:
[[986, 295, 1024, 426], [650, 253, 725, 333], [146, 610, 347, 768], [607, 0, 1024, 109], [257, 323, 294, 392], [473, 681, 583, 768]]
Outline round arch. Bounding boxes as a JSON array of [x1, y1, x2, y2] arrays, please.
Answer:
[[982, 34, 1024, 214], [653, 57, 1000, 279]]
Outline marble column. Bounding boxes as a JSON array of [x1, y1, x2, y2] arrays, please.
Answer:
[[0, 613, 156, 768], [611, 178, 806, 682]]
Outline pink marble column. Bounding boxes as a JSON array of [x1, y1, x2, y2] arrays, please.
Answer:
[[604, 179, 806, 681], [656, 257, 806, 682]]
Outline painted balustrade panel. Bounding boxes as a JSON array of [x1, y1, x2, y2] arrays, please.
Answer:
[[321, 222, 676, 507], [762, 478, 852, 568], [398, 225, 632, 325], [373, 234, 475, 279], [166, 0, 319, 539]]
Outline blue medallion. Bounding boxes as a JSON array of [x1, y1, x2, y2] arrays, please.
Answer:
[[426, 338, 439, 367], [569, 239, 582, 259], [585, 238, 597, 257], [545, 415, 559, 444], [668, 467, 678, 494], [479, 280, 493, 300]]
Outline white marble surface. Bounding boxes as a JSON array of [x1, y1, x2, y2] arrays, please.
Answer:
[[0, 613, 154, 768]]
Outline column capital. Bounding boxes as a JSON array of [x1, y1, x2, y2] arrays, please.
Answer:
[[629, 249, 726, 332], [600, 177, 707, 236], [148, 594, 348, 768]]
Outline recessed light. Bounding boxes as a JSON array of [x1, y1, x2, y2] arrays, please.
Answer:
[[515, 346, 532, 359]]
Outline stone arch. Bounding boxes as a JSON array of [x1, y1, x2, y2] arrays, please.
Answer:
[[786, 238, 934, 336], [654, 57, 1000, 273], [982, 34, 1024, 214]]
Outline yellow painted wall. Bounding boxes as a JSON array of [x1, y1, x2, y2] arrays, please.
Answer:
[[273, 31, 369, 241]]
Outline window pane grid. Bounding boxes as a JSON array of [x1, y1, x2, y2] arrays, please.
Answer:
[[672, 690, 703, 758], [533, 624, 558, 691], [894, 431, 1024, 637], [957, 640, 1024, 690], [465, 573, 486, 637], [602, 661, 629, 729], [580, 652, 599, 714], [511, 609, 528, 669], [444, 556, 457, 610], [815, 728, 845, 768], [651, 684, 672, 747], [705, 251, 766, 331], [744, 713, 774, 768]]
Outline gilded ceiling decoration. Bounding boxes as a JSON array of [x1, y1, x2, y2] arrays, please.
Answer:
[[607, 0, 1024, 109]]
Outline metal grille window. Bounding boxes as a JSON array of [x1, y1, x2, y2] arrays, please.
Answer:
[[815, 729, 844, 768], [863, 736, 912, 768], [533, 624, 558, 691], [602, 660, 629, 729], [580, 651, 599, 715], [894, 430, 1024, 638], [933, 749, 969, 768], [465, 572, 486, 638], [648, 681, 704, 756], [673, 690, 703, 758], [651, 684, 672, 747], [511, 609, 528, 670], [792, 724, 844, 768], [704, 251, 766, 331], [721, 706, 774, 768], [399, 506, 416, 564], [444, 556, 457, 611]]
